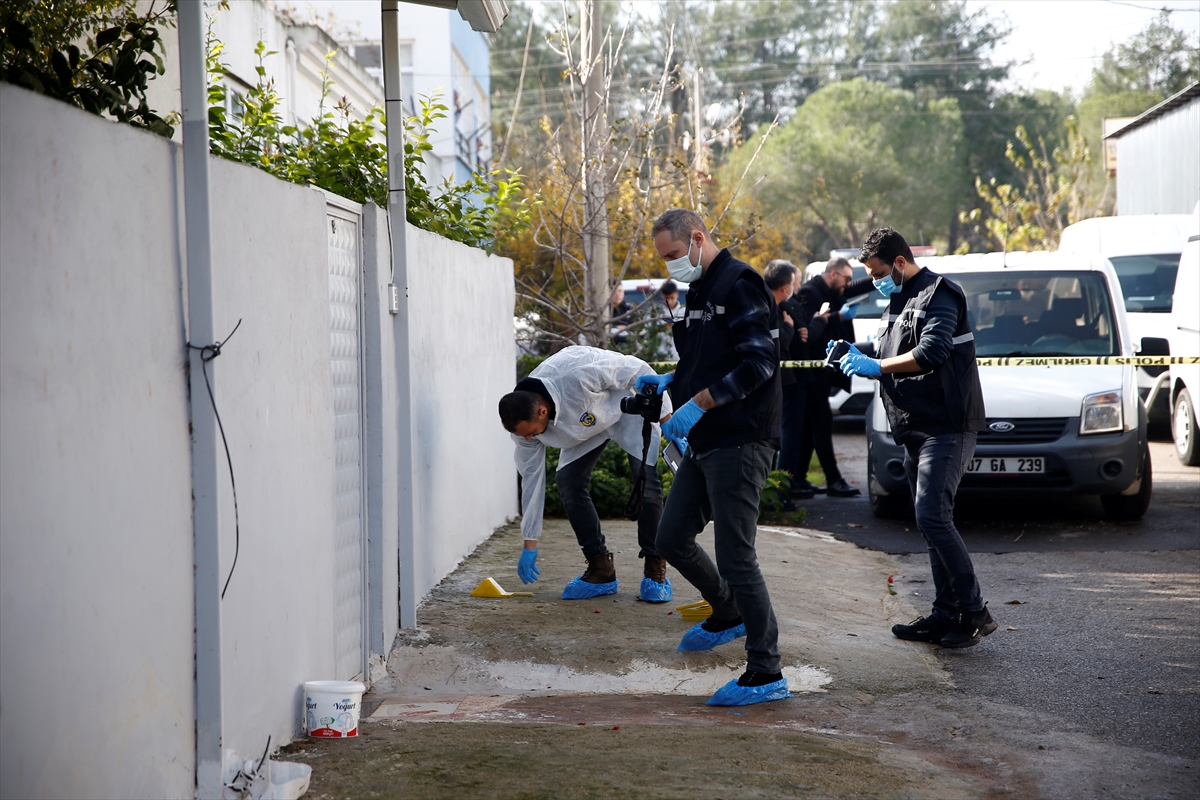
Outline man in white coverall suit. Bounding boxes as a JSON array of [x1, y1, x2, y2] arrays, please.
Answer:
[[497, 346, 675, 601]]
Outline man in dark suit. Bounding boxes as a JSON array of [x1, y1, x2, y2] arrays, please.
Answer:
[[796, 258, 872, 497], [764, 260, 812, 502]]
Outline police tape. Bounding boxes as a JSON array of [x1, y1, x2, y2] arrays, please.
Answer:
[[648, 355, 1200, 370]]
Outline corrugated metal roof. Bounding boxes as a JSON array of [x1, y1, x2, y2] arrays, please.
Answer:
[[1105, 82, 1200, 140]]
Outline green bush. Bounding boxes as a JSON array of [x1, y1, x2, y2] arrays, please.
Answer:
[[541, 439, 802, 525], [205, 36, 534, 252], [1, 0, 177, 137]]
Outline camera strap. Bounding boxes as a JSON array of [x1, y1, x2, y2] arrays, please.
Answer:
[[624, 416, 654, 521]]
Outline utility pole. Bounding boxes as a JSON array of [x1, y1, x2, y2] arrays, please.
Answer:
[[381, 0, 417, 631], [693, 67, 706, 177], [179, 2, 223, 796], [580, 0, 611, 347]]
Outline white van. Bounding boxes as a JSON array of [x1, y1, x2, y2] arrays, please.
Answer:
[[1167, 204, 1200, 465], [866, 251, 1152, 520], [1059, 214, 1192, 423]]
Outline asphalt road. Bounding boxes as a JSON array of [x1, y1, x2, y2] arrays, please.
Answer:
[[803, 416, 1200, 768], [801, 418, 1200, 554]]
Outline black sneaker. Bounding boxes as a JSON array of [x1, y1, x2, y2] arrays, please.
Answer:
[[940, 606, 998, 649], [892, 614, 954, 644], [826, 478, 862, 498], [737, 670, 784, 687]]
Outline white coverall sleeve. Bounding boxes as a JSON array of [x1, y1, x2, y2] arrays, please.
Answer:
[[513, 436, 546, 541]]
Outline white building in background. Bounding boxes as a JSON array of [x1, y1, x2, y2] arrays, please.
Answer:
[[339, 2, 493, 185], [147, 0, 493, 187]]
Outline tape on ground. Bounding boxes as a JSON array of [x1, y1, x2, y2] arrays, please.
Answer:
[[647, 356, 1200, 370]]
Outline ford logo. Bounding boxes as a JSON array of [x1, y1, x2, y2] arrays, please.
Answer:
[[989, 421, 1016, 433]]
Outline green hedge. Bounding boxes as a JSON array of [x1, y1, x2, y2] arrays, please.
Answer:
[[542, 439, 803, 525]]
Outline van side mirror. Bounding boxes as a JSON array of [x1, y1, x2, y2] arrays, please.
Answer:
[[1139, 337, 1170, 356]]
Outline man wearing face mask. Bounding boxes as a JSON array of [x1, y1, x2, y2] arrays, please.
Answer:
[[834, 227, 994, 649], [498, 346, 674, 603], [795, 258, 874, 497], [636, 208, 790, 707]]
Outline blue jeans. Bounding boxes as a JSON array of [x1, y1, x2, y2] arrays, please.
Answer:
[[900, 431, 983, 620], [656, 441, 781, 673]]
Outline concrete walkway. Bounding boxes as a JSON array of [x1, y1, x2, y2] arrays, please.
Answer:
[[279, 516, 1196, 798]]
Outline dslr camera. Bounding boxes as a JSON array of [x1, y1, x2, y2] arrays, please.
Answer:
[[620, 382, 664, 421]]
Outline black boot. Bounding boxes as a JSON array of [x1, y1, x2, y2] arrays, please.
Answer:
[[891, 614, 954, 644], [826, 478, 861, 497], [940, 605, 998, 649]]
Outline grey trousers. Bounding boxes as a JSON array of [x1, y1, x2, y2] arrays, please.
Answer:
[[655, 441, 781, 674], [554, 439, 664, 559]]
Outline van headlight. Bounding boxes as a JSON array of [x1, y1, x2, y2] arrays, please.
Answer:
[[1080, 390, 1123, 435]]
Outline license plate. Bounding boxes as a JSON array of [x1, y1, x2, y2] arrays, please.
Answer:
[[966, 456, 1044, 474]]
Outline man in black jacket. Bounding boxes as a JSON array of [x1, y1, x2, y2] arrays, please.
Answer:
[[837, 227, 995, 649], [764, 260, 812, 501], [636, 208, 789, 707], [796, 258, 872, 497]]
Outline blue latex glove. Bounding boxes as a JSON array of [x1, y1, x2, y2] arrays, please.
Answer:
[[840, 303, 858, 320], [826, 339, 864, 358], [840, 351, 882, 378], [635, 373, 674, 395], [663, 399, 704, 442], [517, 548, 540, 584]]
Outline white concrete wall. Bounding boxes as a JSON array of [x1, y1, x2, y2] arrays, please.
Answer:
[[0, 84, 195, 799], [407, 225, 518, 601], [0, 80, 517, 796], [204, 157, 342, 760]]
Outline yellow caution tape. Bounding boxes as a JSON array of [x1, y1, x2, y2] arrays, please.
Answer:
[[648, 356, 1200, 371]]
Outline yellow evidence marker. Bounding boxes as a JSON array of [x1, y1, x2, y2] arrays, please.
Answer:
[[470, 577, 534, 598], [675, 600, 713, 621]]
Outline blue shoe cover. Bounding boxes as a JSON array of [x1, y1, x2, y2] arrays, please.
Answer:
[[706, 678, 792, 706], [561, 576, 618, 599], [639, 576, 672, 603], [677, 622, 747, 651]]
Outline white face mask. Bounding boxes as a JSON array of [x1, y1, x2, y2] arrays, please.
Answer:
[[665, 237, 703, 283]]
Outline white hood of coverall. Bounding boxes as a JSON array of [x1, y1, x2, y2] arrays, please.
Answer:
[[512, 346, 673, 541]]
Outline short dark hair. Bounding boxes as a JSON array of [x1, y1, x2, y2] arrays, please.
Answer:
[[763, 260, 798, 291], [651, 208, 709, 244], [860, 228, 914, 265], [498, 390, 544, 432], [660, 279, 678, 296], [825, 257, 852, 275]]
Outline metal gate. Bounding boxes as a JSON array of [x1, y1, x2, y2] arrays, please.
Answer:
[[327, 201, 367, 682]]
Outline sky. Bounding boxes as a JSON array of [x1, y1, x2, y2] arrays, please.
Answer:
[[977, 0, 1200, 94], [290, 0, 1200, 95]]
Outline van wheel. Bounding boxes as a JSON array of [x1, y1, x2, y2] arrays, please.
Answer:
[[1101, 443, 1153, 520], [868, 458, 911, 520], [1173, 389, 1200, 466]]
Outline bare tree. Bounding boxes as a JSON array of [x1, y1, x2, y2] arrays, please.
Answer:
[[507, 2, 775, 356]]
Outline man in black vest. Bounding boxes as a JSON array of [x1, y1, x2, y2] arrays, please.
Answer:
[[837, 228, 996, 649], [636, 209, 790, 707]]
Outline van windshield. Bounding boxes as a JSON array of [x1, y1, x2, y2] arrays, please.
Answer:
[[1108, 254, 1180, 313], [957, 271, 1119, 357]]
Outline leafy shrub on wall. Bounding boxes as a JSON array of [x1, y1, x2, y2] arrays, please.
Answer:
[[205, 37, 534, 252], [1, 0, 177, 137]]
